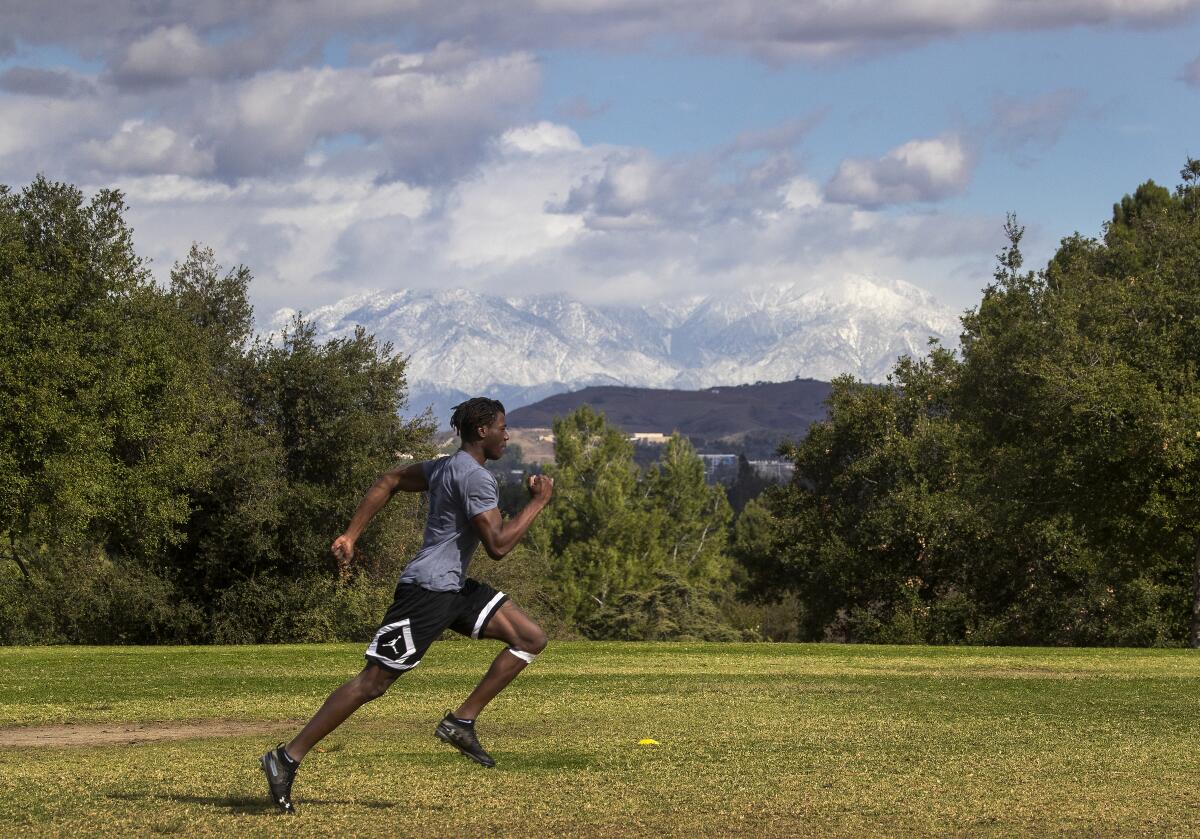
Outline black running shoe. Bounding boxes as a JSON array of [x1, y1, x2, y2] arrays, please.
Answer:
[[434, 712, 496, 768], [259, 744, 298, 814]]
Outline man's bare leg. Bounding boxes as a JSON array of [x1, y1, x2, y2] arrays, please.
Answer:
[[286, 663, 400, 761], [454, 601, 548, 720], [434, 601, 547, 767]]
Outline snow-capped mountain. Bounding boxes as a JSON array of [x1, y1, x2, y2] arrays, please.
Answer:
[[272, 276, 962, 424]]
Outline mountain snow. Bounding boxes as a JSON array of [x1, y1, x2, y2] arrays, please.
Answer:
[[272, 276, 963, 424]]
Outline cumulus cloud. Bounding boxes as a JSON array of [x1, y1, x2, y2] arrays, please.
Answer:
[[0, 96, 103, 164], [553, 149, 798, 231], [114, 168, 432, 314], [83, 120, 214, 176], [825, 135, 974, 207], [0, 4, 1040, 322], [783, 176, 822, 210], [500, 121, 584, 155], [0, 42, 539, 189], [0, 66, 95, 98], [107, 25, 221, 89], [74, 118, 997, 321], [206, 49, 539, 182]]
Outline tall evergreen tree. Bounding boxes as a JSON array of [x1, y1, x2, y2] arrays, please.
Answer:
[[529, 405, 660, 622], [642, 433, 733, 587]]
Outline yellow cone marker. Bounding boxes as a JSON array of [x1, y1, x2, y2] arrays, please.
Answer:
[[638, 738, 659, 746]]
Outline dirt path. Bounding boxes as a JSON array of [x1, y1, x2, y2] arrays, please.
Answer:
[[0, 720, 300, 748]]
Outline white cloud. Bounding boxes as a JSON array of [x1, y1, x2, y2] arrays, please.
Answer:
[[500, 122, 584, 155], [783, 176, 822, 209], [108, 25, 220, 88], [443, 137, 590, 268], [207, 49, 540, 181], [0, 43, 541, 188], [115, 169, 431, 315], [0, 1, 1038, 326], [825, 135, 974, 207], [84, 119, 214, 176], [0, 96, 102, 162], [82, 121, 998, 323]]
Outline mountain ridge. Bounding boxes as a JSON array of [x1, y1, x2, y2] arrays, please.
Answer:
[[275, 276, 960, 425]]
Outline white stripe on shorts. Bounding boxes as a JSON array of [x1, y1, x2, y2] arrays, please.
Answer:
[[471, 591, 507, 639]]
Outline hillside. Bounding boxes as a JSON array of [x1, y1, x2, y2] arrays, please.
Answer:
[[507, 378, 832, 447]]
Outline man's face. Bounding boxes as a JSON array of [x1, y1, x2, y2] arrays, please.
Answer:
[[478, 413, 509, 461]]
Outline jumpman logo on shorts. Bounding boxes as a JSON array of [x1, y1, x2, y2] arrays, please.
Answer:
[[381, 636, 402, 656]]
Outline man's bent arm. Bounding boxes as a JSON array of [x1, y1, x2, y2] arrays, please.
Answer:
[[342, 462, 428, 540], [472, 475, 554, 559]]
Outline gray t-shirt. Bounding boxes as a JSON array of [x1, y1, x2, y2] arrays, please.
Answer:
[[398, 450, 499, 591]]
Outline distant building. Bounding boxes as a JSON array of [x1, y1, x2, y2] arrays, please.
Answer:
[[699, 453, 738, 479], [629, 431, 670, 445], [749, 459, 794, 481]]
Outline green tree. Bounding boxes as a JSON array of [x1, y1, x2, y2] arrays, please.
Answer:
[[170, 243, 253, 364], [642, 433, 733, 587], [726, 454, 772, 514], [1179, 157, 1200, 217], [233, 315, 434, 583], [1111, 180, 1173, 229], [750, 169, 1200, 646], [0, 177, 213, 570], [161, 246, 285, 596], [0, 177, 438, 643], [961, 194, 1198, 644], [530, 405, 661, 623]]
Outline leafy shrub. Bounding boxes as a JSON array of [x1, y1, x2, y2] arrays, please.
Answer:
[[0, 546, 203, 644], [209, 573, 394, 644], [581, 573, 749, 641]]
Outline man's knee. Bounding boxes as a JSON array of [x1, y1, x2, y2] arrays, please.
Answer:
[[522, 626, 548, 655]]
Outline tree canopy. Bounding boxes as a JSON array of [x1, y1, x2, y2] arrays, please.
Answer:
[[747, 169, 1200, 646]]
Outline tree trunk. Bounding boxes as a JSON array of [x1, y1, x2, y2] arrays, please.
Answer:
[[9, 534, 30, 582], [1191, 539, 1200, 649]]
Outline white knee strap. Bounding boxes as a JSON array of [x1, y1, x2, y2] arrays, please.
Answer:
[[507, 647, 537, 664]]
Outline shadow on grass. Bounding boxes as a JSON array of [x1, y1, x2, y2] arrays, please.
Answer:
[[107, 791, 393, 814], [505, 752, 596, 772], [399, 748, 597, 773]]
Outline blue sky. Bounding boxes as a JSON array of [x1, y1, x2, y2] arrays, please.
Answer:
[[1, 2, 1198, 321], [540, 24, 1199, 236]]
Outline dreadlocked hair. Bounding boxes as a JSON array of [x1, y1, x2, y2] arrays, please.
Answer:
[[450, 397, 506, 442]]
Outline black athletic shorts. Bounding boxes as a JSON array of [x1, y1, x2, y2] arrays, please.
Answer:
[[364, 578, 508, 673]]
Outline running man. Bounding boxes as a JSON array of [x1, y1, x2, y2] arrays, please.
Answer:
[[260, 397, 553, 814]]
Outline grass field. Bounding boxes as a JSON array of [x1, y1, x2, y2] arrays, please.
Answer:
[[1, 641, 1197, 837]]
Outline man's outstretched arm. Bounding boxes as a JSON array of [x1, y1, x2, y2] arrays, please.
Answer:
[[472, 474, 554, 559], [331, 462, 428, 575]]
